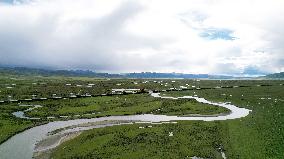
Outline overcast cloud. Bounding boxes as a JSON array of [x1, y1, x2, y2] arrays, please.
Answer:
[[0, 0, 284, 75]]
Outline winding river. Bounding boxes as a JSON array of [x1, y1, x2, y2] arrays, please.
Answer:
[[0, 93, 251, 159]]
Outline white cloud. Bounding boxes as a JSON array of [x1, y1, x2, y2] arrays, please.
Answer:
[[0, 0, 284, 75]]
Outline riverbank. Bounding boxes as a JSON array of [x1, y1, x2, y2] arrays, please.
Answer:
[[34, 132, 82, 159]]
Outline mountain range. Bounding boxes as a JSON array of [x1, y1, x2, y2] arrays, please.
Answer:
[[0, 66, 283, 79]]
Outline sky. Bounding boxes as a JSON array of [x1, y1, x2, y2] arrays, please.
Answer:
[[0, 0, 284, 76]]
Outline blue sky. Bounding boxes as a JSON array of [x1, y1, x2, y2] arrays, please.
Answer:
[[0, 0, 283, 75], [1, 0, 11, 2], [1, 0, 14, 4], [199, 28, 236, 40]]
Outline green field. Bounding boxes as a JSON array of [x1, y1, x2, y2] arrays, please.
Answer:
[[24, 94, 229, 118], [0, 75, 283, 158], [52, 122, 227, 159], [0, 76, 231, 144], [0, 103, 37, 144], [51, 82, 284, 158]]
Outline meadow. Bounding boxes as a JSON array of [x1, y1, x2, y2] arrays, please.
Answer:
[[0, 74, 283, 158], [52, 81, 284, 158], [52, 121, 227, 159], [0, 75, 232, 144]]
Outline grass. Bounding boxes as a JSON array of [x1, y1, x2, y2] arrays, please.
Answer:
[[0, 75, 283, 158], [0, 75, 231, 145], [52, 82, 284, 159], [0, 93, 228, 145], [165, 85, 284, 158], [1, 74, 282, 101], [0, 104, 36, 143], [0, 119, 34, 144], [51, 121, 226, 159], [23, 94, 229, 118]]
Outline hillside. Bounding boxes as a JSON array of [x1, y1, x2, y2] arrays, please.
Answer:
[[0, 67, 233, 79], [0, 67, 121, 78], [265, 72, 284, 79]]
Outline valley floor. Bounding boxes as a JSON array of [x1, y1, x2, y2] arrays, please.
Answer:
[[0, 75, 283, 158]]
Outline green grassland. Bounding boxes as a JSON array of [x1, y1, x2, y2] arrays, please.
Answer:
[[0, 75, 231, 144], [51, 82, 284, 159], [0, 75, 282, 101], [0, 94, 229, 144], [52, 122, 227, 159], [0, 104, 37, 144], [0, 75, 284, 158], [165, 85, 284, 158], [24, 94, 229, 118]]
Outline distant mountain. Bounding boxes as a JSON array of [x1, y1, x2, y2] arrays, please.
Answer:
[[124, 72, 209, 79], [124, 72, 233, 79], [0, 66, 233, 79], [265, 72, 284, 79], [0, 67, 122, 78]]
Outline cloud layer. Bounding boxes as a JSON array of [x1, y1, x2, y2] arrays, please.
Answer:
[[0, 0, 284, 75]]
